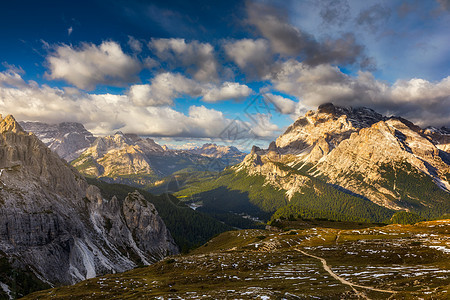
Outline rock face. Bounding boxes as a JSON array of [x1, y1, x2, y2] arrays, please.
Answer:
[[275, 103, 386, 161], [0, 114, 178, 290], [19, 121, 96, 161], [236, 104, 450, 212]]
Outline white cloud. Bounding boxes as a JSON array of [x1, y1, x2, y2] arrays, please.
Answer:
[[264, 93, 298, 115], [127, 36, 143, 53], [68, 27, 73, 36], [46, 41, 142, 90], [0, 68, 28, 88], [223, 39, 272, 77], [251, 113, 280, 138], [270, 60, 450, 126], [202, 82, 252, 102], [0, 68, 268, 139], [128, 73, 201, 106], [128, 72, 252, 106], [149, 38, 219, 81]]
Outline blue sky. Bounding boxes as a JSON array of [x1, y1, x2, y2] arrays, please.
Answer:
[[0, 0, 449, 150]]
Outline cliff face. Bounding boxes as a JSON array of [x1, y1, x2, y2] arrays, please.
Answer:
[[236, 104, 450, 212], [0, 114, 178, 291]]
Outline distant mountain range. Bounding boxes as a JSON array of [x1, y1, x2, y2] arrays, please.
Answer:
[[176, 103, 450, 222], [19, 122, 246, 189]]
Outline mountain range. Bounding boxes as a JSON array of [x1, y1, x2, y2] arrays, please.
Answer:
[[20, 121, 246, 189], [176, 103, 449, 223]]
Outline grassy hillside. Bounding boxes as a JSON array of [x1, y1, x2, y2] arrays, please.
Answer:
[[175, 168, 395, 223]]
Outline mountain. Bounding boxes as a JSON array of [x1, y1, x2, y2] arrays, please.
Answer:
[[270, 103, 449, 210], [19, 121, 96, 161], [72, 134, 238, 188], [188, 143, 246, 164], [175, 103, 449, 222], [0, 114, 178, 297]]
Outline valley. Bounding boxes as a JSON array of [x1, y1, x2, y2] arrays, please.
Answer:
[[23, 219, 450, 299]]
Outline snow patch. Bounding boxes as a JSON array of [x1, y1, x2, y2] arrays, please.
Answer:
[[428, 245, 450, 254], [0, 281, 12, 300]]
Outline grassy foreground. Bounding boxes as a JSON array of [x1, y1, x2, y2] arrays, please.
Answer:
[[23, 220, 450, 299]]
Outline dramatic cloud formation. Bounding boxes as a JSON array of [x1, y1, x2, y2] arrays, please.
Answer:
[[270, 60, 450, 126], [128, 72, 252, 106], [149, 38, 219, 81], [0, 68, 270, 139], [46, 41, 142, 90], [1, 0, 448, 145], [246, 1, 371, 68]]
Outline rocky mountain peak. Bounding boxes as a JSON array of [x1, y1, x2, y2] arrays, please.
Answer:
[[422, 125, 450, 154], [0, 114, 24, 133], [276, 103, 386, 155]]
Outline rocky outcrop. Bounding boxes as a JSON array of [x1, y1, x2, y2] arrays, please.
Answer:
[[19, 121, 96, 161], [0, 114, 178, 290]]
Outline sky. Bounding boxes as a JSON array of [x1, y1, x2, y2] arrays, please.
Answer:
[[0, 0, 449, 150]]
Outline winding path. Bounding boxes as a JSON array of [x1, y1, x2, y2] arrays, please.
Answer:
[[294, 248, 398, 299]]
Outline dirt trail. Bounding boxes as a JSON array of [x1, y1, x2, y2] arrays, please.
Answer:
[[294, 248, 398, 299]]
